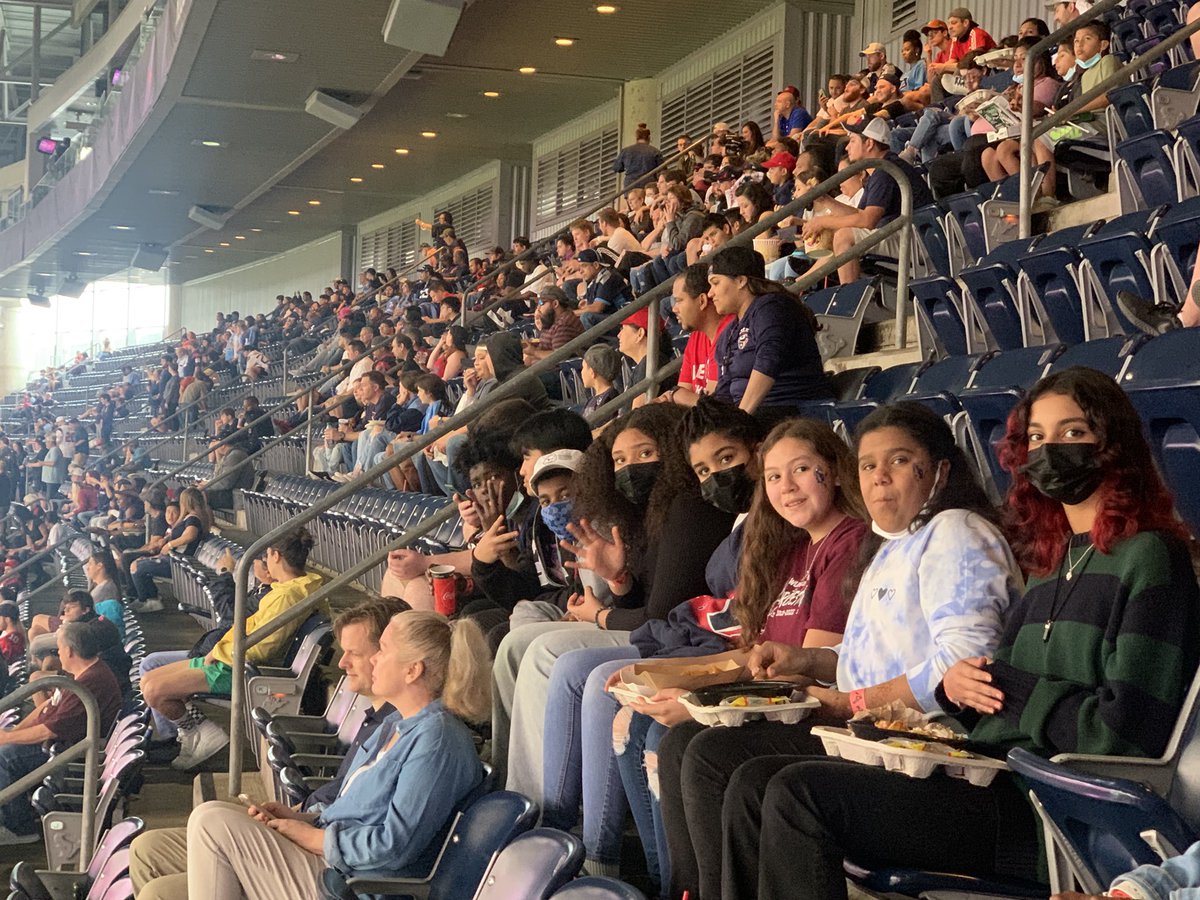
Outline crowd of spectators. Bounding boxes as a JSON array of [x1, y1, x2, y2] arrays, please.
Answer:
[[5, 3, 1200, 896]]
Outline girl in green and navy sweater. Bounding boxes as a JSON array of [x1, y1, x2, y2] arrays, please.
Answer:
[[718, 366, 1200, 900]]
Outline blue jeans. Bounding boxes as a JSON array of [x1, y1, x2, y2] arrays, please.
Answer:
[[139, 649, 191, 738], [0, 742, 50, 835], [542, 649, 637, 864], [949, 115, 973, 151], [616, 714, 671, 897], [132, 554, 171, 602]]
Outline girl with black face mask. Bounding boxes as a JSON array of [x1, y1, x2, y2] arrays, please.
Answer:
[[725, 367, 1200, 900]]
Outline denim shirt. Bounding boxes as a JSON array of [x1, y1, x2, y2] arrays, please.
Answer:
[[835, 509, 1022, 712], [317, 699, 483, 877], [1113, 840, 1200, 899]]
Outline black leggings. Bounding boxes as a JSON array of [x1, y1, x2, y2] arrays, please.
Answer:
[[722, 758, 1039, 900], [656, 719, 828, 900]]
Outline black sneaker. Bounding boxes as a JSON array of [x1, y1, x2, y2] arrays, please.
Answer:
[[1116, 290, 1182, 336]]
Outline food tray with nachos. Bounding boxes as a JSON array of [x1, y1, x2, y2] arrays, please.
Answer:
[[677, 682, 820, 727], [813, 726, 1007, 786]]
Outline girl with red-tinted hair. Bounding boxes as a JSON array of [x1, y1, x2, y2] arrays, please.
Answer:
[[717, 366, 1200, 900]]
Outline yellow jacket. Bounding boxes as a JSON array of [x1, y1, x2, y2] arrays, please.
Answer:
[[211, 571, 326, 668]]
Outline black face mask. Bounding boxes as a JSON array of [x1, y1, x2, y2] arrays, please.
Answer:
[[699, 464, 756, 514], [1020, 443, 1103, 505], [614, 461, 661, 506]]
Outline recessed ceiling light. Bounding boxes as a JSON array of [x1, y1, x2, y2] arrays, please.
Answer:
[[394, 147, 410, 155], [595, 4, 618, 12], [350, 176, 364, 183], [193, 139, 224, 148], [250, 227, 263, 232], [307, 199, 321, 206], [482, 90, 501, 98], [370, 163, 385, 169], [518, 66, 537, 74], [445, 112, 468, 119], [148, 188, 179, 196], [251, 49, 298, 63], [234, 235, 246, 240], [110, 225, 133, 231], [420, 130, 437, 138], [36, 272, 53, 277], [287, 210, 301, 216], [76, 251, 94, 256], [555, 37, 576, 46], [204, 248, 215, 253], [219, 241, 230, 247]]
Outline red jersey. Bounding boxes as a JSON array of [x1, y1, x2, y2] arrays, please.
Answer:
[[678, 316, 734, 394]]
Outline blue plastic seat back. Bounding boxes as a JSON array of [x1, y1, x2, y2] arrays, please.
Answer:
[[1150, 193, 1200, 283], [909, 353, 986, 417], [1108, 82, 1156, 137], [958, 261, 1024, 351], [1124, 329, 1200, 388], [944, 190, 990, 263], [1116, 131, 1179, 207], [827, 280, 874, 318], [911, 276, 969, 356], [861, 362, 927, 403], [474, 829, 584, 900], [1048, 335, 1140, 378], [970, 344, 1063, 391], [959, 388, 1024, 495], [1144, 0, 1183, 33], [912, 203, 952, 278], [1018, 246, 1088, 345], [1078, 212, 1162, 331], [551, 876, 648, 900], [804, 286, 839, 316], [1007, 748, 1197, 892], [1158, 58, 1200, 91], [1111, 15, 1149, 57]]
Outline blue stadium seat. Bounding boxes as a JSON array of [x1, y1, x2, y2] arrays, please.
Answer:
[[1149, 194, 1200, 301], [1121, 329, 1200, 537], [1152, 58, 1200, 128], [1018, 223, 1105, 345], [912, 202, 952, 278], [1047, 335, 1145, 378], [1115, 131, 1180, 209], [551, 877, 648, 899], [1076, 207, 1165, 334], [907, 353, 987, 418], [911, 276, 971, 356], [835, 361, 930, 436], [845, 859, 1046, 899], [1108, 82, 1156, 139], [942, 189, 990, 272]]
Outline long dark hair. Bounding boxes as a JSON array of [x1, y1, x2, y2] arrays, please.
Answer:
[[997, 366, 1188, 576], [573, 405, 696, 549], [736, 418, 866, 645]]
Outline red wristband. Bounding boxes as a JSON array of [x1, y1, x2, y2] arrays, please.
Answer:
[[849, 689, 867, 714]]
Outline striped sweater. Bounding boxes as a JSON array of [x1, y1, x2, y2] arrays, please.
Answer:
[[963, 530, 1199, 757]]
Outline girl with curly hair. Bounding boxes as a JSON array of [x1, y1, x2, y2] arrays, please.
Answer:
[[723, 369, 1199, 900]]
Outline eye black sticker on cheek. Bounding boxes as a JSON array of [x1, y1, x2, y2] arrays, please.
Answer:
[[914, 463, 926, 480], [813, 467, 827, 484]]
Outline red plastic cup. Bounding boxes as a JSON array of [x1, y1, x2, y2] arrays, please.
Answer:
[[429, 564, 457, 617]]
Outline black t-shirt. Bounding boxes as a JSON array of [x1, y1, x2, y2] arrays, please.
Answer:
[[858, 152, 936, 224], [168, 514, 206, 556]]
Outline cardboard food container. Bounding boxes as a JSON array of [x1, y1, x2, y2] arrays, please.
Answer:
[[619, 648, 749, 692]]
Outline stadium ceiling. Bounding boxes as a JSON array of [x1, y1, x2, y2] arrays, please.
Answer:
[[0, 0, 783, 296]]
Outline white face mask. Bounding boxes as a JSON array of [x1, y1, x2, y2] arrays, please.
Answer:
[[869, 462, 945, 540]]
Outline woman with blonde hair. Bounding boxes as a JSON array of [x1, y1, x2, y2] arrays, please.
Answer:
[[130, 487, 212, 612], [187, 610, 491, 899]]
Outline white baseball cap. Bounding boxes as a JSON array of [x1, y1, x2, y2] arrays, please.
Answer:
[[531, 448, 584, 489]]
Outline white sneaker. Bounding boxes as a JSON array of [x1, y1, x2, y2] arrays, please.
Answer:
[[171, 719, 230, 770], [131, 598, 163, 613]]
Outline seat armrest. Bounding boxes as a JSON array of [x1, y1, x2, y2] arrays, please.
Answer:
[[283, 732, 341, 752], [1049, 752, 1174, 796], [253, 666, 294, 678], [32, 870, 88, 900], [290, 752, 346, 772], [265, 714, 329, 732]]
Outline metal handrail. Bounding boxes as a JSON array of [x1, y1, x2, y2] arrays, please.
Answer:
[[0, 676, 100, 869], [1018, 1, 1200, 236], [460, 133, 714, 329], [219, 154, 915, 793]]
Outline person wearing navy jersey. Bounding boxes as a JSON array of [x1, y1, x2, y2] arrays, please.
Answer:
[[708, 245, 831, 414]]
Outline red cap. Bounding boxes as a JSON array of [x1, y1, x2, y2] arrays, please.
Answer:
[[763, 151, 797, 171], [781, 84, 800, 98], [622, 307, 664, 333]]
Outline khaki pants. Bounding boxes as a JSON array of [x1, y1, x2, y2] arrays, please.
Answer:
[[186, 801, 325, 900], [130, 827, 189, 900]]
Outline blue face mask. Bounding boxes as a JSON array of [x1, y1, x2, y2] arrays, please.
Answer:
[[540, 499, 574, 541], [1064, 64, 1077, 80], [1076, 53, 1102, 70], [1012, 72, 1025, 84]]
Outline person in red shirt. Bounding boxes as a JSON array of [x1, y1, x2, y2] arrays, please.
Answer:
[[0, 620, 122, 841], [0, 599, 25, 664], [660, 264, 734, 407], [929, 7, 995, 80]]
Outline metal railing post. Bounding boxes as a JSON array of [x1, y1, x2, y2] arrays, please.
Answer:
[[281, 348, 289, 397], [303, 403, 315, 476], [645, 295, 661, 403], [0, 676, 99, 870]]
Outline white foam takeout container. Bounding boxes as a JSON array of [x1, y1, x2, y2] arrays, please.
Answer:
[[677, 691, 821, 728], [812, 726, 1007, 787], [608, 684, 657, 707]]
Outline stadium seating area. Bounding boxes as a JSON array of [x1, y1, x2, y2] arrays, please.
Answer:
[[1, 2, 1200, 899]]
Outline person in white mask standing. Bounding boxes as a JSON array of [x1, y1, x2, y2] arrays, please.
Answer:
[[653, 400, 1023, 899]]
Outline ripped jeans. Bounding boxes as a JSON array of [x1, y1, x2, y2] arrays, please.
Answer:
[[614, 711, 671, 898]]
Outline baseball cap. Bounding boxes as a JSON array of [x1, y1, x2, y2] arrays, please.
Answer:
[[537, 285, 571, 305], [921, 18, 948, 32], [880, 71, 903, 88], [621, 307, 664, 333], [847, 116, 893, 144], [763, 151, 798, 171], [531, 448, 584, 490], [575, 249, 603, 265], [780, 84, 800, 98], [860, 42, 886, 55], [948, 6, 974, 19], [714, 166, 741, 182]]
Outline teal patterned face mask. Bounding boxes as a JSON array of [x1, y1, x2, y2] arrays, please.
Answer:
[[540, 499, 574, 541]]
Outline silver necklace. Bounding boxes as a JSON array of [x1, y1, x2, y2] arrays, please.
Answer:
[[1064, 543, 1095, 581]]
